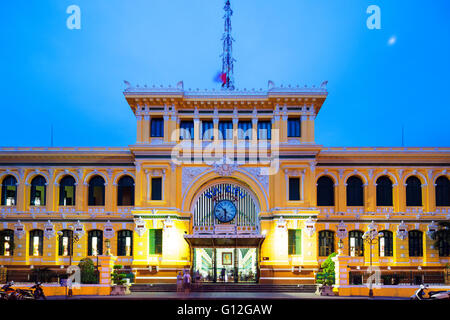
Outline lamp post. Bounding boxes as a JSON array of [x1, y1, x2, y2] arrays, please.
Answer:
[[105, 239, 112, 256], [337, 239, 344, 254], [362, 229, 383, 298]]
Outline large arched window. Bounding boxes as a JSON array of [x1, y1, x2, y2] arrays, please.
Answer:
[[436, 229, 450, 257], [88, 175, 105, 206], [348, 230, 364, 257], [376, 176, 393, 206], [117, 175, 135, 206], [59, 175, 76, 206], [318, 230, 335, 257], [317, 176, 335, 206], [29, 229, 44, 256], [435, 176, 450, 207], [0, 229, 14, 256], [117, 230, 133, 256], [58, 229, 73, 256], [1, 175, 17, 206], [30, 175, 46, 206], [379, 230, 393, 257], [408, 230, 423, 257], [346, 176, 364, 206], [87, 230, 103, 256], [406, 176, 422, 206]]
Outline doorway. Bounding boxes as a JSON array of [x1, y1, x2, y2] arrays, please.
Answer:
[[192, 247, 258, 283]]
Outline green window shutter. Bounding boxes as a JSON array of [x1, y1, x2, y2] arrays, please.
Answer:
[[155, 229, 162, 254], [288, 229, 302, 255], [288, 230, 295, 255], [149, 229, 163, 254], [295, 230, 302, 255]]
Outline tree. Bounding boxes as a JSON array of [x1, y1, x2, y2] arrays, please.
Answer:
[[316, 252, 337, 286], [78, 258, 98, 284]]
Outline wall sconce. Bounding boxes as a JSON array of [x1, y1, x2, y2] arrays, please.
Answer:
[[105, 239, 111, 256]]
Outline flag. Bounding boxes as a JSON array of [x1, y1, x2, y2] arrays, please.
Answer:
[[214, 71, 227, 85]]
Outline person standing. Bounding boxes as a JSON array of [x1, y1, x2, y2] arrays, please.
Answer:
[[176, 271, 183, 293], [183, 270, 191, 294]]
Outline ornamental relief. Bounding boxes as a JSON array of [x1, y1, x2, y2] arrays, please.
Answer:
[[44, 220, 55, 239], [335, 221, 348, 239], [397, 221, 408, 240]]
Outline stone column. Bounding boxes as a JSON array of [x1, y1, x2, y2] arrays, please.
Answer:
[[98, 255, 117, 286], [332, 252, 350, 288]]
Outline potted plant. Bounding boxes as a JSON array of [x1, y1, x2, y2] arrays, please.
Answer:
[[315, 252, 337, 296], [110, 264, 131, 295]]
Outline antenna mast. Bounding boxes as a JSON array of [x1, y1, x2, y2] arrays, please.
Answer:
[[221, 0, 235, 90]]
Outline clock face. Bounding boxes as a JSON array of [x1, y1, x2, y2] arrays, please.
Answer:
[[214, 200, 237, 223]]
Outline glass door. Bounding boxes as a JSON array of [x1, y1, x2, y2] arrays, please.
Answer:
[[237, 248, 257, 282]]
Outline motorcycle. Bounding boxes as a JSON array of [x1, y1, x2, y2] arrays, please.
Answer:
[[30, 282, 46, 300], [0, 281, 19, 300], [410, 284, 450, 300]]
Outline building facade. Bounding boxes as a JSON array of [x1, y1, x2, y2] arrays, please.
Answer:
[[0, 81, 449, 285]]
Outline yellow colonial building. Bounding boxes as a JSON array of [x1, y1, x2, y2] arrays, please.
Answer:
[[0, 81, 449, 287]]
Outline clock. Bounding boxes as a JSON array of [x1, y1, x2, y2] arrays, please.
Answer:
[[214, 200, 237, 223]]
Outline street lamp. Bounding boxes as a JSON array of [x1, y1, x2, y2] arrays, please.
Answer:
[[362, 229, 383, 298], [338, 239, 344, 253], [105, 239, 112, 256]]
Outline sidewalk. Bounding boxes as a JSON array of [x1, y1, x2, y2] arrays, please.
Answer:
[[47, 291, 409, 300]]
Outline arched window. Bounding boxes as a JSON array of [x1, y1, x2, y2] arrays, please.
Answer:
[[88, 175, 105, 206], [1, 175, 17, 206], [376, 176, 393, 206], [29, 229, 44, 256], [317, 176, 335, 206], [58, 229, 73, 256], [379, 230, 393, 257], [346, 176, 364, 206], [87, 230, 103, 256], [349, 230, 364, 257], [0, 229, 14, 256], [117, 175, 135, 206], [117, 230, 133, 256], [59, 176, 76, 206], [406, 176, 422, 206], [436, 229, 450, 257], [435, 176, 450, 206], [408, 230, 423, 257], [30, 175, 46, 206], [318, 230, 335, 257]]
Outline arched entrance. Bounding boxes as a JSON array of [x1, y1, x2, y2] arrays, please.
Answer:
[[184, 179, 265, 283]]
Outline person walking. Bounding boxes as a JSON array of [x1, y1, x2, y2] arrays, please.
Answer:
[[183, 270, 191, 294], [176, 271, 183, 293]]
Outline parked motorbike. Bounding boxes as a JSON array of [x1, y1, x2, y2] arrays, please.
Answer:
[[0, 281, 19, 300], [411, 284, 450, 300], [31, 282, 46, 300]]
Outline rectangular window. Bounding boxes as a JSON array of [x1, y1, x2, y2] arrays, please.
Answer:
[[238, 121, 252, 140], [151, 177, 162, 200], [257, 121, 271, 140], [91, 237, 98, 256], [288, 118, 301, 137], [289, 177, 301, 201], [125, 237, 131, 256], [150, 118, 164, 137], [180, 120, 194, 140], [288, 229, 302, 255], [218, 121, 233, 140], [33, 236, 40, 256], [201, 120, 214, 140], [149, 229, 163, 254], [6, 187, 16, 206]]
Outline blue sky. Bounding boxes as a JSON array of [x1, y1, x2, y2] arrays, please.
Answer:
[[1, 0, 449, 147]]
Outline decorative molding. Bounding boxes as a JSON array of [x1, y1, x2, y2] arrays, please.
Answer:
[[104, 220, 114, 239], [397, 221, 408, 240], [134, 217, 146, 237], [44, 220, 55, 239], [304, 217, 316, 237], [336, 221, 348, 239], [14, 220, 25, 239], [73, 220, 85, 238]]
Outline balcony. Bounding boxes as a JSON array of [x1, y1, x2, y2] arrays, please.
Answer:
[[376, 207, 393, 214], [88, 206, 105, 214], [346, 206, 364, 215], [58, 206, 76, 214], [405, 207, 423, 215], [29, 206, 46, 213], [318, 207, 335, 215], [117, 206, 134, 214], [0, 206, 17, 214]]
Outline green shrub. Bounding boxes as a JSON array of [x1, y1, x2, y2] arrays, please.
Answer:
[[316, 252, 337, 285], [78, 258, 98, 284]]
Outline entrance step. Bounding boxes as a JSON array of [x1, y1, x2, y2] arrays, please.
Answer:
[[131, 283, 317, 293]]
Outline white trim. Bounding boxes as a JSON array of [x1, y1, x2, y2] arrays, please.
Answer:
[[83, 170, 109, 186]]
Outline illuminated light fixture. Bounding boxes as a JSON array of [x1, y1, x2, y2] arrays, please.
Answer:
[[338, 239, 344, 250], [418, 266, 422, 270], [262, 230, 267, 235]]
